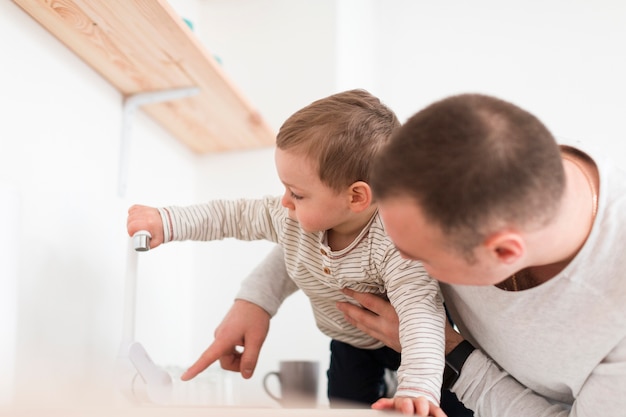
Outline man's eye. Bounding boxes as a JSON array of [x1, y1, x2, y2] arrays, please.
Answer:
[[290, 191, 303, 200]]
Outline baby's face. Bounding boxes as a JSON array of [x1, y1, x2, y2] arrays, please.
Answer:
[[275, 148, 351, 233]]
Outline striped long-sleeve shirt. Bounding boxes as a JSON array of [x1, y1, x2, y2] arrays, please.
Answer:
[[158, 196, 445, 404]]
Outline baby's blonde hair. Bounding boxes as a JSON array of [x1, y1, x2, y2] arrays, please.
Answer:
[[277, 89, 400, 192]]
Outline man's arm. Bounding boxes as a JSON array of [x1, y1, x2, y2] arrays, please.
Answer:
[[337, 288, 401, 351], [182, 246, 297, 380], [338, 287, 463, 355], [454, 335, 626, 417], [236, 245, 298, 317], [181, 299, 270, 380]]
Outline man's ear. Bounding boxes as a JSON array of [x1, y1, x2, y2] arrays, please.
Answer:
[[483, 231, 525, 265], [348, 181, 373, 212]]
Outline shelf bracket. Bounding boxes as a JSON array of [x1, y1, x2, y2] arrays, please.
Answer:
[[118, 87, 200, 198]]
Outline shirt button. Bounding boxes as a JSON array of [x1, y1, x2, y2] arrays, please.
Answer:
[[320, 249, 327, 256], [323, 267, 331, 274]]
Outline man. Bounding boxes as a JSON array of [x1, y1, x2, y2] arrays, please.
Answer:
[[182, 94, 626, 416]]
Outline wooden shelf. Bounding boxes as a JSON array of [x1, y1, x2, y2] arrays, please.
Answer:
[[13, 0, 276, 153]]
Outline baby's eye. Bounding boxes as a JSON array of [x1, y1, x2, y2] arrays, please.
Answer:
[[290, 191, 303, 200]]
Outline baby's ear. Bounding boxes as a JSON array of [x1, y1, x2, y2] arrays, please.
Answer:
[[348, 181, 373, 212]]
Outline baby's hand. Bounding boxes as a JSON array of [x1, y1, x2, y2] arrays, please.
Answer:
[[127, 204, 165, 249], [371, 396, 447, 416]]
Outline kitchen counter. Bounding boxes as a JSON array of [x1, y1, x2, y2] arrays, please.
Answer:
[[0, 405, 388, 417]]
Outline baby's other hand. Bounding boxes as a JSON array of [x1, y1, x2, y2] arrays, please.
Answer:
[[127, 204, 164, 249], [371, 396, 446, 416]]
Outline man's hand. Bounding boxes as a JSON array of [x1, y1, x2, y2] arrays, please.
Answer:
[[181, 299, 270, 381], [127, 204, 164, 249], [338, 289, 466, 355], [372, 396, 447, 416], [336, 288, 401, 352]]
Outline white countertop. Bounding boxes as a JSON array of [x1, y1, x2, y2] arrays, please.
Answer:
[[0, 405, 389, 417]]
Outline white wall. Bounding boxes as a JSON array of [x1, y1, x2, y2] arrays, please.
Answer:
[[197, 0, 339, 129], [1, 0, 197, 407], [0, 185, 19, 404], [336, 0, 626, 152], [2, 0, 625, 410]]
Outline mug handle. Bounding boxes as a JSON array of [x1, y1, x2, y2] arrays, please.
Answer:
[[262, 371, 282, 402]]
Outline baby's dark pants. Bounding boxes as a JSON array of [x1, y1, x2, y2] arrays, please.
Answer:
[[327, 339, 474, 416]]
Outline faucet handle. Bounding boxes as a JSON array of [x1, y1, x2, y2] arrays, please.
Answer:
[[133, 230, 152, 252]]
